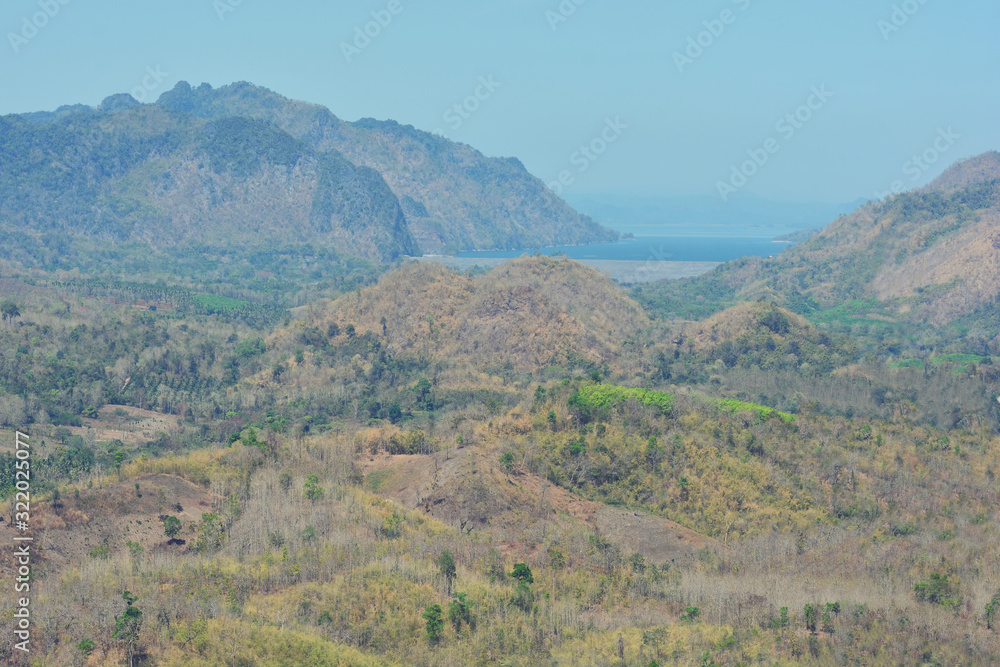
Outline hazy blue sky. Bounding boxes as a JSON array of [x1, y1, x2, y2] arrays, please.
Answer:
[[2, 0, 997, 203]]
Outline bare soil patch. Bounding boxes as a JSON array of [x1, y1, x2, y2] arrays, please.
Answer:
[[0, 473, 216, 579], [71, 405, 182, 445], [359, 448, 718, 565]]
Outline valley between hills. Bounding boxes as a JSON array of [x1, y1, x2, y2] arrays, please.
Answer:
[[2, 85, 1000, 666]]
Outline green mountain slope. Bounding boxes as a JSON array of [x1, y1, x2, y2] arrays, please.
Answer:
[[0, 101, 417, 262], [156, 81, 619, 253]]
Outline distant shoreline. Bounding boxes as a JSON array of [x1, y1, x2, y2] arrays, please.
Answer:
[[414, 256, 721, 283]]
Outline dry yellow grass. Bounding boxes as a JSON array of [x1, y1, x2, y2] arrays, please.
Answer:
[[277, 256, 649, 372]]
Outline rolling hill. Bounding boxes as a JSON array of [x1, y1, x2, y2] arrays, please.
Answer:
[[283, 255, 649, 372], [5, 221, 1000, 665]]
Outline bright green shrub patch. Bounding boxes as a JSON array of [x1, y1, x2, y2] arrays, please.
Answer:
[[193, 293, 253, 312], [706, 398, 795, 423], [568, 384, 674, 422], [931, 353, 990, 365]]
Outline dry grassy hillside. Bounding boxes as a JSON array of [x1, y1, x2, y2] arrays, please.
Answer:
[[921, 150, 1000, 193], [654, 152, 1000, 326], [356, 438, 713, 567], [873, 208, 1000, 322], [284, 256, 649, 372], [747, 152, 1000, 323], [683, 302, 813, 351]]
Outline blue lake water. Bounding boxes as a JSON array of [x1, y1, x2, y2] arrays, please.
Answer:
[[457, 236, 792, 263]]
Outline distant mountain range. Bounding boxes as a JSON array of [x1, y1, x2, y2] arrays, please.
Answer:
[[652, 151, 1000, 325], [0, 82, 617, 262], [565, 192, 866, 237]]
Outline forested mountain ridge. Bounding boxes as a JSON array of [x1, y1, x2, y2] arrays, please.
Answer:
[[0, 81, 617, 263], [155, 81, 619, 253], [0, 101, 417, 262], [636, 151, 1000, 326]]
